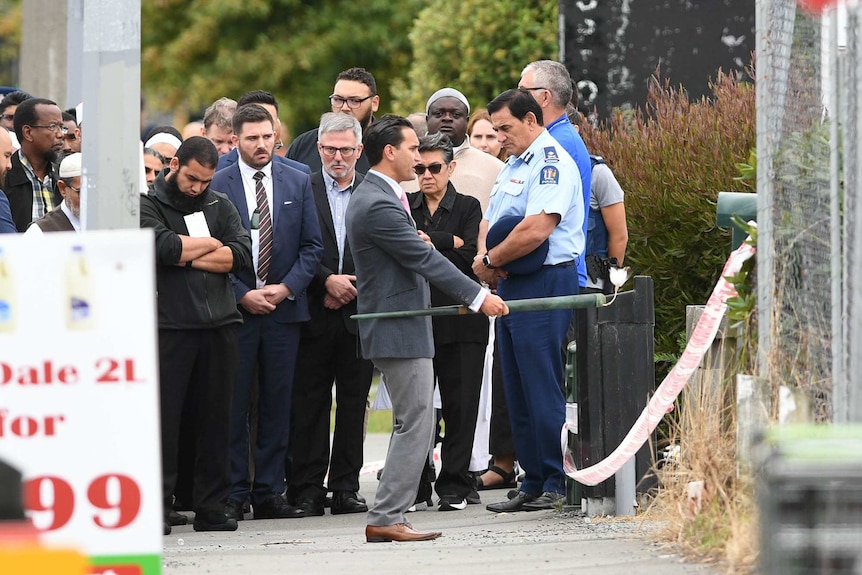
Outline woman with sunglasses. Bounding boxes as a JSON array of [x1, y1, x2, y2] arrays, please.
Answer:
[[406, 133, 490, 512]]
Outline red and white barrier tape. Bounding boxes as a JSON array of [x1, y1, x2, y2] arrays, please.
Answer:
[[563, 239, 756, 486]]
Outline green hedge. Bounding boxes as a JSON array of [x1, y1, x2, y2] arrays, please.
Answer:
[[579, 70, 756, 364]]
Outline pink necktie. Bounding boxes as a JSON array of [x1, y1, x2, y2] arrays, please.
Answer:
[[399, 191, 410, 213]]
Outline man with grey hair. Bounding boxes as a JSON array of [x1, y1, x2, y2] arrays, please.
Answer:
[[202, 97, 237, 156], [288, 112, 374, 517], [519, 60, 592, 290], [402, 88, 503, 213]]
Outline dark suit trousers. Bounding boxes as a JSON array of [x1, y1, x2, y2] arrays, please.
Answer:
[[433, 341, 486, 499], [229, 313, 301, 506], [290, 309, 373, 500], [159, 327, 237, 516]]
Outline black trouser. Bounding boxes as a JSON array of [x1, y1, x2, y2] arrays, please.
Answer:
[[415, 341, 486, 502], [289, 312, 373, 502], [159, 326, 237, 516]]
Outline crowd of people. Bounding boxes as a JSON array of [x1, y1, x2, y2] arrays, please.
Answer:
[[0, 62, 629, 542]]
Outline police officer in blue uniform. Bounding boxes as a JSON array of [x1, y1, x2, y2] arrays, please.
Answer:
[[472, 89, 584, 512]]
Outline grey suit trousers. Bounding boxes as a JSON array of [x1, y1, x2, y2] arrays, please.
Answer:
[[367, 357, 435, 526]]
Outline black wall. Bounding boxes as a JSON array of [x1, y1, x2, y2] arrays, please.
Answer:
[[561, 0, 755, 119]]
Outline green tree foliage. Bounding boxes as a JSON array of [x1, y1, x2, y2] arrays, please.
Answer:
[[0, 0, 22, 86], [578, 70, 756, 364], [391, 0, 557, 115], [142, 0, 423, 134]]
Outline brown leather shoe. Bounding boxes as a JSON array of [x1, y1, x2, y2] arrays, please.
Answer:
[[365, 523, 442, 543]]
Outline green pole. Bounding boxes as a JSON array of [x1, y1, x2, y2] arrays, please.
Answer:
[[351, 293, 606, 321]]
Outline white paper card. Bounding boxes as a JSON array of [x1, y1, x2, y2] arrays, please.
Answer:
[[184, 211, 211, 238]]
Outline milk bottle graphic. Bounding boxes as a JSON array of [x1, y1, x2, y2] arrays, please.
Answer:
[[0, 247, 16, 332], [67, 245, 95, 330]]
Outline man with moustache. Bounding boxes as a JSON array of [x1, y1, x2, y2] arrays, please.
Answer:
[[140, 136, 252, 535], [287, 67, 379, 174], [346, 115, 508, 542], [215, 104, 323, 522], [26, 152, 82, 233], [0, 127, 16, 233], [3, 97, 65, 231], [289, 113, 374, 517]]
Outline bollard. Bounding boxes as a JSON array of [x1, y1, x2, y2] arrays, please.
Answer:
[[565, 341, 581, 509], [614, 456, 637, 516]]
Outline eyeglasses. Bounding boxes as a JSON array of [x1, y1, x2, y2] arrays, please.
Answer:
[[329, 95, 373, 109], [29, 123, 69, 135], [320, 145, 357, 158], [67, 184, 81, 194], [414, 163, 445, 176], [520, 86, 548, 93], [1, 114, 13, 122]]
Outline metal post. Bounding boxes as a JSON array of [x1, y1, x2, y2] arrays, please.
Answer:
[[80, 0, 142, 231], [849, 0, 862, 421], [565, 340, 581, 508], [614, 457, 636, 516]]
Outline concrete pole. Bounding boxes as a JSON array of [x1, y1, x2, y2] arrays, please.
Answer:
[[80, 0, 141, 231], [20, 0, 67, 104], [66, 0, 84, 109]]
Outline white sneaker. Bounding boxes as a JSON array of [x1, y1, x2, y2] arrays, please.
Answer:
[[438, 496, 467, 511], [406, 501, 429, 512]]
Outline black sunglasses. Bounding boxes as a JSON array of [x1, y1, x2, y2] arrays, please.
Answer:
[[414, 163, 444, 176]]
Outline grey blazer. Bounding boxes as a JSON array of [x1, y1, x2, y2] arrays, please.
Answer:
[[345, 172, 482, 359]]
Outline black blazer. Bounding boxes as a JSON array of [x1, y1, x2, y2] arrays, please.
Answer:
[[3, 152, 60, 232], [303, 171, 364, 336], [408, 183, 489, 346]]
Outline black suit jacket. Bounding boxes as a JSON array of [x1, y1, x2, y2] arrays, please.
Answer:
[[303, 171, 364, 336], [3, 152, 60, 232]]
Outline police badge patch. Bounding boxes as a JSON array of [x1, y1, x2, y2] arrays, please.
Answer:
[[543, 147, 559, 162], [539, 166, 559, 184]]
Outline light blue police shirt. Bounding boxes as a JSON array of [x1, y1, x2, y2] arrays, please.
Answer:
[[485, 129, 584, 265]]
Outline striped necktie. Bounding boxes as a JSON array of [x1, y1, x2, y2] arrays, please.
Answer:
[[254, 171, 272, 283]]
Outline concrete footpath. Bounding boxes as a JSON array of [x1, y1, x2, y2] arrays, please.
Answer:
[[163, 434, 719, 575]]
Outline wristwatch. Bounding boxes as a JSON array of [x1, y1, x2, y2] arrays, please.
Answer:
[[482, 253, 496, 269]]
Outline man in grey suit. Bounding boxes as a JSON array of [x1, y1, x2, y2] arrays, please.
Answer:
[[346, 115, 508, 543]]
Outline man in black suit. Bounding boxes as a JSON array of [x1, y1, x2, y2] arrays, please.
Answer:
[[289, 113, 374, 516], [286, 67, 378, 174]]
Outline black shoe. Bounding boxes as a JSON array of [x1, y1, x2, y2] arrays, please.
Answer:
[[193, 510, 238, 532], [224, 500, 245, 522], [253, 494, 306, 519], [521, 491, 564, 511], [163, 521, 171, 536], [466, 489, 481, 505], [166, 509, 188, 526], [331, 491, 368, 515], [295, 496, 325, 517], [486, 491, 537, 513]]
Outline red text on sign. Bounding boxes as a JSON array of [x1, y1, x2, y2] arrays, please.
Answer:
[[0, 361, 79, 385], [23, 474, 142, 531], [0, 410, 66, 438]]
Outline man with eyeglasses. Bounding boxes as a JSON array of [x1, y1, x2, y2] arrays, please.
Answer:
[[288, 112, 374, 518], [402, 88, 503, 213], [519, 61, 592, 291], [0, 90, 31, 151], [287, 67, 379, 174], [3, 97, 65, 232], [26, 152, 81, 234]]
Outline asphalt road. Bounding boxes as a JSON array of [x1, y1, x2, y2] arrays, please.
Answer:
[[162, 433, 719, 575]]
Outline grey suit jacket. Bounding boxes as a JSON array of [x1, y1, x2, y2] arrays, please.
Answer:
[[345, 171, 482, 359]]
